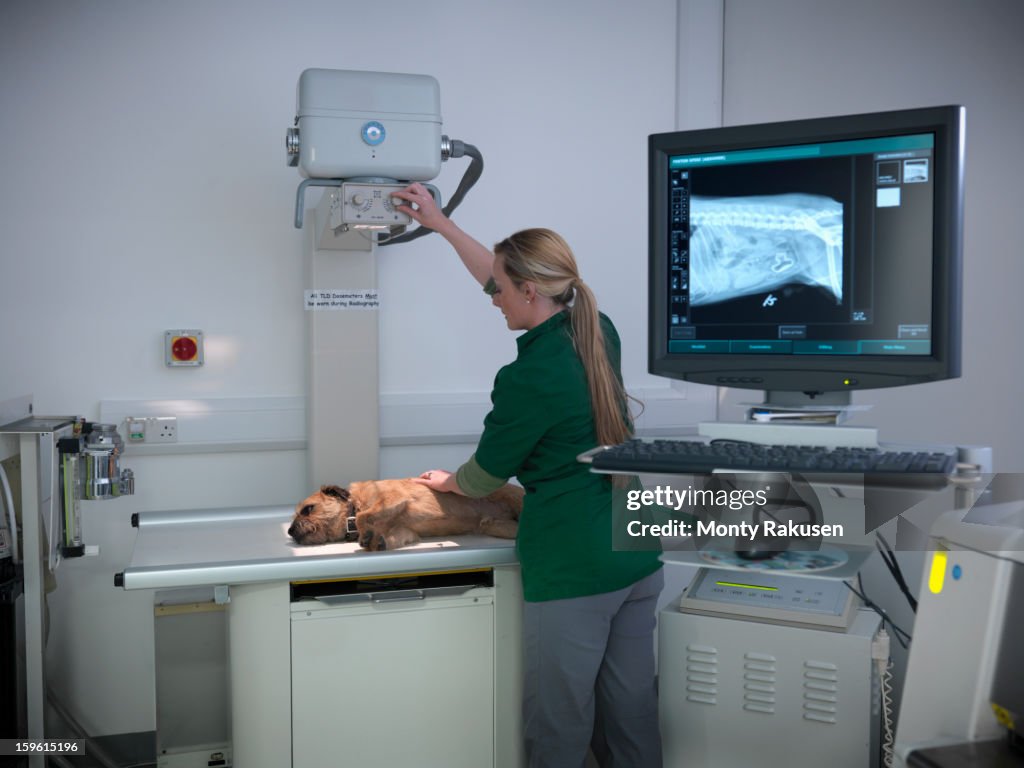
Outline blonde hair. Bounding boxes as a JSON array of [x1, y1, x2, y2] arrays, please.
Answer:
[[494, 228, 636, 446]]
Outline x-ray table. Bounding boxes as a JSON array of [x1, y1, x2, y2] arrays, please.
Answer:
[[117, 505, 524, 768]]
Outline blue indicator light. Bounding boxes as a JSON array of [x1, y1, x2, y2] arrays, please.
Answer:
[[361, 121, 386, 146], [952, 564, 962, 580]]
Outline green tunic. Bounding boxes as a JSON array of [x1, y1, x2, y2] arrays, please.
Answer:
[[455, 308, 662, 602]]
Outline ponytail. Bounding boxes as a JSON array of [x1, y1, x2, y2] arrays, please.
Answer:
[[569, 280, 633, 446]]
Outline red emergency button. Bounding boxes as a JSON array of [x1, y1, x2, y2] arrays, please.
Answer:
[[171, 336, 198, 361], [165, 330, 204, 367]]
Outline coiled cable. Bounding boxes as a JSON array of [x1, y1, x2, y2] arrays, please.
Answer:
[[876, 656, 895, 767]]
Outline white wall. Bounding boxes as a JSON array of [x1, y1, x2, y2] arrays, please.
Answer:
[[0, 0, 683, 738], [0, 0, 682, 409], [716, 0, 1024, 470]]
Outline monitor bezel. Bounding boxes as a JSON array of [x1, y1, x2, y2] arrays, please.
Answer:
[[648, 105, 965, 397]]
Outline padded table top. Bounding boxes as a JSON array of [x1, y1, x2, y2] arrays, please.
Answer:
[[117, 504, 517, 590]]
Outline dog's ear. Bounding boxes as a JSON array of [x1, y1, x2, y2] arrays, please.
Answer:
[[320, 484, 350, 501]]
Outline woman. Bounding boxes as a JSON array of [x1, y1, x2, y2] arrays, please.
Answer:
[[394, 182, 663, 768]]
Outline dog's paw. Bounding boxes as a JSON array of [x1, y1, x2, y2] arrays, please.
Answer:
[[480, 517, 519, 539], [359, 527, 387, 551]]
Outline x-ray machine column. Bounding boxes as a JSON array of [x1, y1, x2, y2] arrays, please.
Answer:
[[228, 197, 379, 768]]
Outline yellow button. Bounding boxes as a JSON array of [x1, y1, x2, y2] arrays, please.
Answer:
[[928, 550, 948, 594]]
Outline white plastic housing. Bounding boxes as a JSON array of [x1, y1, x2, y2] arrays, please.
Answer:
[[294, 68, 443, 181]]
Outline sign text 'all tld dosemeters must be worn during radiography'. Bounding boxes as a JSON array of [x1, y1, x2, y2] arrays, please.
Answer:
[[304, 290, 380, 310]]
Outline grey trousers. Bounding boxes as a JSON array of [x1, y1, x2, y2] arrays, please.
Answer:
[[522, 568, 664, 768]]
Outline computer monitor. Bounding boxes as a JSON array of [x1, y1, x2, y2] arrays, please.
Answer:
[[648, 105, 965, 409]]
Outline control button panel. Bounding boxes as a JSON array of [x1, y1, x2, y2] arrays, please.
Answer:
[[334, 182, 411, 230], [688, 568, 850, 616]]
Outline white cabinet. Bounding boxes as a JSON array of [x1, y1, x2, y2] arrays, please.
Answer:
[[659, 603, 880, 768], [290, 581, 495, 767]]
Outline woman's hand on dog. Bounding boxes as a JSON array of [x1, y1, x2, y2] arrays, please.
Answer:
[[413, 469, 464, 495]]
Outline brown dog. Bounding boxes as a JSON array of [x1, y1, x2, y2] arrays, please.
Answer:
[[289, 479, 523, 551]]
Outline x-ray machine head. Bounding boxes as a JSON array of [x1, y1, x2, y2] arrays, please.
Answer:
[[286, 68, 483, 242]]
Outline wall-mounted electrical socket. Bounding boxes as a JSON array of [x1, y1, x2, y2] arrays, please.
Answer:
[[126, 416, 178, 443]]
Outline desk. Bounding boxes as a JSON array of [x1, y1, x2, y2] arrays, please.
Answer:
[[117, 506, 524, 768]]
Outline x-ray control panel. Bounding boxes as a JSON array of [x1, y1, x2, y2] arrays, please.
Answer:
[[679, 568, 857, 629], [326, 181, 441, 233], [332, 182, 410, 230]]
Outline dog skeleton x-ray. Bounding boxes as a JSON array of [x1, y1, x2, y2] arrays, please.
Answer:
[[689, 193, 843, 307]]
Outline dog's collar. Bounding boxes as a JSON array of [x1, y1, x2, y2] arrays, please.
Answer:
[[344, 506, 359, 542]]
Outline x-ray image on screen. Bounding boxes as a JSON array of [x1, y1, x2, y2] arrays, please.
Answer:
[[689, 193, 844, 308]]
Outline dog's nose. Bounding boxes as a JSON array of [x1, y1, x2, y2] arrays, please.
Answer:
[[287, 524, 296, 537]]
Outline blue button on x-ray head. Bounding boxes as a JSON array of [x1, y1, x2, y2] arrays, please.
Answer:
[[362, 121, 386, 146]]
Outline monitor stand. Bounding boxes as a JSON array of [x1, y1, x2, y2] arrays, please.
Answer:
[[698, 390, 879, 448]]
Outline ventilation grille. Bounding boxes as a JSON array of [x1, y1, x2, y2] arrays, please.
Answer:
[[802, 660, 840, 724], [742, 652, 777, 714], [684, 643, 718, 705]]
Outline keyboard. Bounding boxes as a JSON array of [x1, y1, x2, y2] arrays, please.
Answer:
[[585, 439, 957, 486]]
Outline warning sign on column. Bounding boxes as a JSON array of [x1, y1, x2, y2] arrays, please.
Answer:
[[304, 290, 380, 310]]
